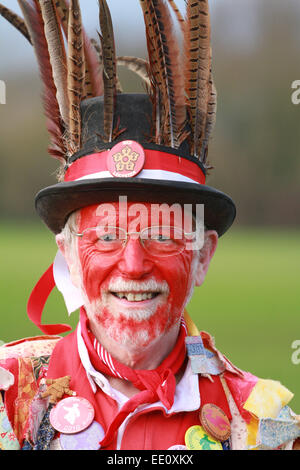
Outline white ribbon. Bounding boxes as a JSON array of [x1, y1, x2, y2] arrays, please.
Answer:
[[53, 250, 84, 315], [0, 366, 14, 391], [75, 169, 200, 185]]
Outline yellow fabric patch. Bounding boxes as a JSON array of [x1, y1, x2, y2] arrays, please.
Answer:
[[246, 416, 260, 449], [244, 379, 294, 419], [184, 310, 200, 336]]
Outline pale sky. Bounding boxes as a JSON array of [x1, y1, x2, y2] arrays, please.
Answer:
[[0, 0, 257, 73], [1, 0, 300, 74]]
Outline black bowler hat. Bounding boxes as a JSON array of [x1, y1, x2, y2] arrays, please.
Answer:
[[35, 93, 236, 236]]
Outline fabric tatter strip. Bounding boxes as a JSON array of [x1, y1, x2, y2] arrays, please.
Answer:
[[64, 149, 206, 185]]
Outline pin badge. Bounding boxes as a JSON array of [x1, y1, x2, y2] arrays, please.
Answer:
[[200, 403, 231, 442], [185, 425, 223, 450], [107, 140, 145, 178], [168, 445, 188, 450], [50, 396, 94, 434], [60, 421, 105, 450]]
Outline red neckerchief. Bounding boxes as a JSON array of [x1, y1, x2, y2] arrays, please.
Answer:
[[45, 310, 249, 448], [80, 307, 187, 447]]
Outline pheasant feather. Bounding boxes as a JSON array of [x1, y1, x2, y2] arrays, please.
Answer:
[[166, 0, 185, 34], [200, 70, 217, 166], [0, 3, 32, 43], [117, 56, 151, 88], [184, 0, 211, 159], [67, 0, 85, 151], [99, 0, 117, 142], [17, 0, 67, 161], [39, 0, 69, 127], [54, 0, 104, 98], [140, 2, 165, 144], [140, 0, 186, 148]]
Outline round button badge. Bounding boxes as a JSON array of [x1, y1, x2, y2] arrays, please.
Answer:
[[60, 421, 105, 450], [107, 140, 145, 178], [200, 403, 231, 442], [185, 425, 223, 450], [168, 445, 188, 450], [50, 397, 95, 434]]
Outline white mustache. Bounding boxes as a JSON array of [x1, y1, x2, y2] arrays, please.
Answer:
[[108, 278, 169, 294]]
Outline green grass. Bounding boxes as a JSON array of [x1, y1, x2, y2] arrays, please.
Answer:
[[1, 222, 299, 412]]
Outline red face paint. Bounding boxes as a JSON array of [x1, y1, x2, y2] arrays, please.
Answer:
[[76, 202, 197, 348]]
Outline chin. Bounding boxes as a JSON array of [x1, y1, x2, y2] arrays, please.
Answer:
[[87, 298, 179, 349]]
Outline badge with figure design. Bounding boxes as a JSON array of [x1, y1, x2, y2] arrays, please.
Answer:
[[50, 397, 94, 434], [185, 425, 223, 450], [107, 140, 145, 178]]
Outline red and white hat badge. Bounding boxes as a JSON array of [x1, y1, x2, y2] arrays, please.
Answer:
[[107, 140, 145, 178]]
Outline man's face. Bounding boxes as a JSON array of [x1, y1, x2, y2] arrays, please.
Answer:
[[60, 202, 217, 349]]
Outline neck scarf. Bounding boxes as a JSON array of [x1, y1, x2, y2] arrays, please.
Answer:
[[80, 307, 187, 447]]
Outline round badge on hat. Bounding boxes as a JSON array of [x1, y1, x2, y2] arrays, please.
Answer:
[[60, 421, 105, 450], [50, 396, 94, 434], [199, 404, 231, 442], [107, 140, 145, 178], [185, 425, 223, 451]]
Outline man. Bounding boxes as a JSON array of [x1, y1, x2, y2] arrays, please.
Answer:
[[0, 0, 298, 451]]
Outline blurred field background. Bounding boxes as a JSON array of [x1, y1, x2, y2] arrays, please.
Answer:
[[0, 0, 299, 411]]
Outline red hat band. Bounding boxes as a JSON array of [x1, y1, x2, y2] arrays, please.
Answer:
[[64, 141, 206, 186]]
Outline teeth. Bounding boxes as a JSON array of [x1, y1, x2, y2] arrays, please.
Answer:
[[113, 292, 158, 301]]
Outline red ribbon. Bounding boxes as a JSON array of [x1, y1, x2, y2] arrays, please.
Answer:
[[27, 264, 72, 335], [64, 149, 206, 184]]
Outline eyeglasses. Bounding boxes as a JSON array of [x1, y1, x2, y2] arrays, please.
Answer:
[[72, 226, 196, 257]]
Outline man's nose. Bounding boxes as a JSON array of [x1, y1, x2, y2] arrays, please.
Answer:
[[117, 238, 154, 278]]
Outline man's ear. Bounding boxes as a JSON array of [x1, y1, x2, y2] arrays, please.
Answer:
[[55, 233, 81, 288], [55, 233, 66, 256], [195, 230, 218, 287]]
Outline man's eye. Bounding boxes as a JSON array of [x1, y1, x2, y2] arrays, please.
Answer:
[[152, 234, 171, 242], [98, 233, 117, 242]]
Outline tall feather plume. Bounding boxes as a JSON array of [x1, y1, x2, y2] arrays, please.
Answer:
[[17, 0, 67, 162], [139, 0, 186, 148], [2, 0, 216, 168], [139, 0, 165, 144], [67, 0, 85, 152], [39, 0, 69, 128], [184, 0, 211, 160], [54, 0, 104, 98], [99, 0, 117, 142], [0, 3, 31, 43], [117, 56, 151, 88]]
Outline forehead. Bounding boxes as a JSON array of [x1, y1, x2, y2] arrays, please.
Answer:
[[77, 202, 194, 230]]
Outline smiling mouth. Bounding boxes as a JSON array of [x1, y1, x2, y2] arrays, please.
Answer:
[[110, 291, 160, 302]]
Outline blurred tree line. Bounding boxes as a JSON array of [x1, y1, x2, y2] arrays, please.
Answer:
[[0, 0, 299, 227]]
